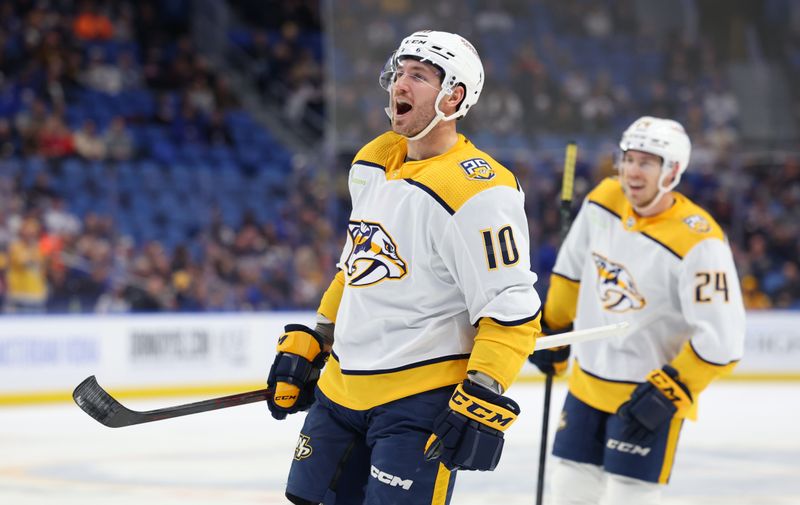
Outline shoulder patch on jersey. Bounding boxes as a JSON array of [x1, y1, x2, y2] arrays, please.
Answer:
[[459, 158, 495, 181], [642, 194, 725, 258], [407, 138, 518, 213], [683, 214, 711, 233]]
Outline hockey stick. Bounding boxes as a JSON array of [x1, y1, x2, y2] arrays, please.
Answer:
[[73, 376, 273, 428], [73, 322, 626, 429], [536, 141, 577, 505]]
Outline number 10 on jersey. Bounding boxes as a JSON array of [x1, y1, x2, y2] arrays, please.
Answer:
[[481, 226, 520, 269]]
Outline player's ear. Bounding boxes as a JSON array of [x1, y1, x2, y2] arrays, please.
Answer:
[[443, 84, 466, 113]]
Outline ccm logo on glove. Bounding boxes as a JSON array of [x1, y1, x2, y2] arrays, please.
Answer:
[[450, 388, 515, 428]]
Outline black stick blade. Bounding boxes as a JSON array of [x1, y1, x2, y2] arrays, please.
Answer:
[[73, 375, 136, 428], [73, 375, 274, 428]]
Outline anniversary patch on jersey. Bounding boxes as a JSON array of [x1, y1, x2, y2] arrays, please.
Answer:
[[592, 252, 646, 312], [683, 214, 711, 233], [344, 221, 407, 287], [460, 157, 495, 181]]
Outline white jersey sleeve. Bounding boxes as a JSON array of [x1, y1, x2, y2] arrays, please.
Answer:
[[438, 185, 541, 324], [678, 237, 745, 364]]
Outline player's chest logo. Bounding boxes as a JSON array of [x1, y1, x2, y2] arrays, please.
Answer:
[[591, 252, 646, 312], [344, 221, 408, 287]]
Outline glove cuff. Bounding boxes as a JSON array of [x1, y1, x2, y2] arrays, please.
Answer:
[[450, 381, 519, 432], [646, 366, 693, 416], [279, 324, 329, 365]]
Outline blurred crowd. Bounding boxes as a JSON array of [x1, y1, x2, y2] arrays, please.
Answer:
[[0, 0, 798, 314]]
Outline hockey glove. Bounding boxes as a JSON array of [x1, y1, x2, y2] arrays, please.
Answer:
[[267, 324, 329, 420], [617, 365, 693, 443], [424, 379, 520, 471], [527, 322, 572, 376], [528, 345, 570, 376]]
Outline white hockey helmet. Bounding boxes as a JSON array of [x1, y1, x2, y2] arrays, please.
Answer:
[[619, 116, 692, 211], [379, 30, 484, 140]]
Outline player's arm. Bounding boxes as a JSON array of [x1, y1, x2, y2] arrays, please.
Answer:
[[617, 239, 745, 439], [671, 239, 744, 406], [529, 200, 591, 374], [265, 270, 343, 420], [424, 186, 540, 471]]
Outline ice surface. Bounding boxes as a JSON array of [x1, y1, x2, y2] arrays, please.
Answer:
[[1, 381, 798, 504]]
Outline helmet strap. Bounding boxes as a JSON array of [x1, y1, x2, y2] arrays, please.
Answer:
[[404, 89, 463, 141]]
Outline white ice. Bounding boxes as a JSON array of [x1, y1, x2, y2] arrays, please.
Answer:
[[1, 381, 798, 504]]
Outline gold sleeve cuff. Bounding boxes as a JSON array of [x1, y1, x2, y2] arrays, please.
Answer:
[[317, 271, 345, 323], [467, 314, 541, 392], [670, 341, 739, 396], [543, 273, 579, 330]]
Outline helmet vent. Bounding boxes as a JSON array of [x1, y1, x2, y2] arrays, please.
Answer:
[[429, 45, 455, 60]]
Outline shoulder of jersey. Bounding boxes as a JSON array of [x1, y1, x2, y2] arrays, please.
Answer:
[[409, 137, 519, 214], [351, 131, 406, 169], [588, 177, 725, 258]]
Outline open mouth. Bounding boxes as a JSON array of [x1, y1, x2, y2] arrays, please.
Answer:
[[396, 102, 412, 116]]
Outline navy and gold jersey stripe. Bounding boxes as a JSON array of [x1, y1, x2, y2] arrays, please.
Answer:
[[587, 178, 725, 259], [352, 131, 520, 215]]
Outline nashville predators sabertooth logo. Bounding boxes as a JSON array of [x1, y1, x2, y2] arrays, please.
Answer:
[[592, 252, 646, 312], [344, 221, 407, 286]]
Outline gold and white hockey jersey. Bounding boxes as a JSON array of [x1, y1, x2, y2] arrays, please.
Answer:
[[316, 132, 542, 410], [545, 178, 745, 419]]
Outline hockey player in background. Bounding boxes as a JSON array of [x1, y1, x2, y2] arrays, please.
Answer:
[[266, 30, 542, 504], [529, 116, 745, 504]]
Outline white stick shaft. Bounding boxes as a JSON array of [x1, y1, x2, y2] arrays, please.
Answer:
[[533, 322, 630, 351]]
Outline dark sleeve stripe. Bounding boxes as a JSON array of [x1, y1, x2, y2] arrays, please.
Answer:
[[352, 160, 385, 171], [335, 352, 471, 375], [689, 340, 741, 367], [552, 270, 580, 283], [588, 199, 620, 219], [472, 305, 542, 328], [641, 232, 683, 260], [578, 362, 640, 385], [404, 179, 455, 215]]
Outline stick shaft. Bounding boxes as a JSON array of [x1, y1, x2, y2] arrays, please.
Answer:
[[537, 141, 578, 505], [533, 322, 628, 351]]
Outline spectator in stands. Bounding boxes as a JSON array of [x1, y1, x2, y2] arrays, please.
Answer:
[[73, 119, 107, 160], [103, 116, 135, 160], [37, 114, 75, 159], [82, 47, 123, 94], [0, 118, 21, 158], [73, 1, 114, 41], [5, 217, 47, 313]]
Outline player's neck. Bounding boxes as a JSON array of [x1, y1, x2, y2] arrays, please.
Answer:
[[634, 192, 675, 217], [406, 124, 458, 161]]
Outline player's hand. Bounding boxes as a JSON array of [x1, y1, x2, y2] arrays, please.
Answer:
[[617, 365, 692, 442], [266, 324, 329, 420], [528, 345, 570, 376], [527, 322, 571, 375], [423, 379, 520, 471]]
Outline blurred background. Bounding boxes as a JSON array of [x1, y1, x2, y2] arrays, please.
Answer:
[[0, 0, 797, 314]]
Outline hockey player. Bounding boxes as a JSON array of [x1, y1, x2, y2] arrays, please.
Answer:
[[529, 116, 745, 504], [266, 30, 542, 504]]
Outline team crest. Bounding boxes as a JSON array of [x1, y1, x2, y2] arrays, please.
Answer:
[[460, 158, 495, 181], [294, 434, 313, 460], [344, 221, 407, 286], [592, 252, 646, 312], [683, 215, 711, 233]]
